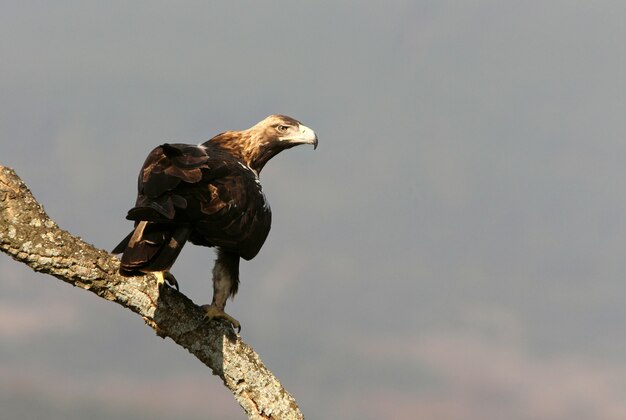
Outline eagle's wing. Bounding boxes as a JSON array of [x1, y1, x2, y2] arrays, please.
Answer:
[[114, 143, 270, 270], [126, 143, 216, 222], [113, 143, 218, 275]]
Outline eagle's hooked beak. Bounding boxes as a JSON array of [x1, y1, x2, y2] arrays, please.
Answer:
[[281, 124, 318, 150], [300, 124, 318, 150], [300, 125, 317, 150]]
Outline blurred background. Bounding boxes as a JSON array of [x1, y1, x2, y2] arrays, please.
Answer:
[[1, 1, 626, 419]]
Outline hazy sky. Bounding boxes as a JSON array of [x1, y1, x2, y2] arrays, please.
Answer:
[[2, 1, 626, 419]]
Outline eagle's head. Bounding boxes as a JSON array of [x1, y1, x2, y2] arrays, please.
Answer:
[[211, 114, 317, 174], [250, 114, 318, 151]]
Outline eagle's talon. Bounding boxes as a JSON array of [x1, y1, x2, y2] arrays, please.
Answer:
[[201, 304, 241, 332], [164, 272, 180, 291], [154, 271, 179, 291]]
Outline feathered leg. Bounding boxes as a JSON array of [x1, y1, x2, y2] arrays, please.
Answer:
[[202, 248, 241, 332]]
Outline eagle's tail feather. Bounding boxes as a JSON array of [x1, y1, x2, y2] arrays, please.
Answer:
[[112, 230, 133, 255], [114, 221, 191, 277]]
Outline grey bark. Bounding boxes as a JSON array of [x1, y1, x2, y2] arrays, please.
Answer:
[[0, 165, 303, 420]]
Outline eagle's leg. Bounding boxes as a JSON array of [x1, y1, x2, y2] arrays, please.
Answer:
[[202, 249, 241, 332]]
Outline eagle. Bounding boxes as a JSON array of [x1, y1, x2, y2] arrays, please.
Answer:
[[113, 115, 317, 331]]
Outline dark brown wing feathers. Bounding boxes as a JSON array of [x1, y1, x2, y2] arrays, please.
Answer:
[[113, 140, 272, 276], [118, 221, 191, 276]]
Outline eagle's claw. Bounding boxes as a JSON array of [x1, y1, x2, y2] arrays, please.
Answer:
[[201, 304, 241, 333], [155, 271, 180, 291], [164, 272, 179, 291]]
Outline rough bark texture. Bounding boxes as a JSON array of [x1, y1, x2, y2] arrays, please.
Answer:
[[0, 165, 303, 420]]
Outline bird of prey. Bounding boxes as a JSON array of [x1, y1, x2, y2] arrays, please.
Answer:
[[113, 115, 317, 331]]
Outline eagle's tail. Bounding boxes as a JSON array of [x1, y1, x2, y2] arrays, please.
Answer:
[[112, 221, 191, 277]]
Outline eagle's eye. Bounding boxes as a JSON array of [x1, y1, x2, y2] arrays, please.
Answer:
[[276, 125, 289, 134]]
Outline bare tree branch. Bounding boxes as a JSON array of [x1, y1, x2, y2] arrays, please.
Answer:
[[0, 165, 303, 420]]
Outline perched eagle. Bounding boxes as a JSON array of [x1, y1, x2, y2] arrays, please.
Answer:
[[113, 115, 317, 331]]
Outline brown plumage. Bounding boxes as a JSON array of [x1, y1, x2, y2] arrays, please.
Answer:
[[113, 115, 317, 330]]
